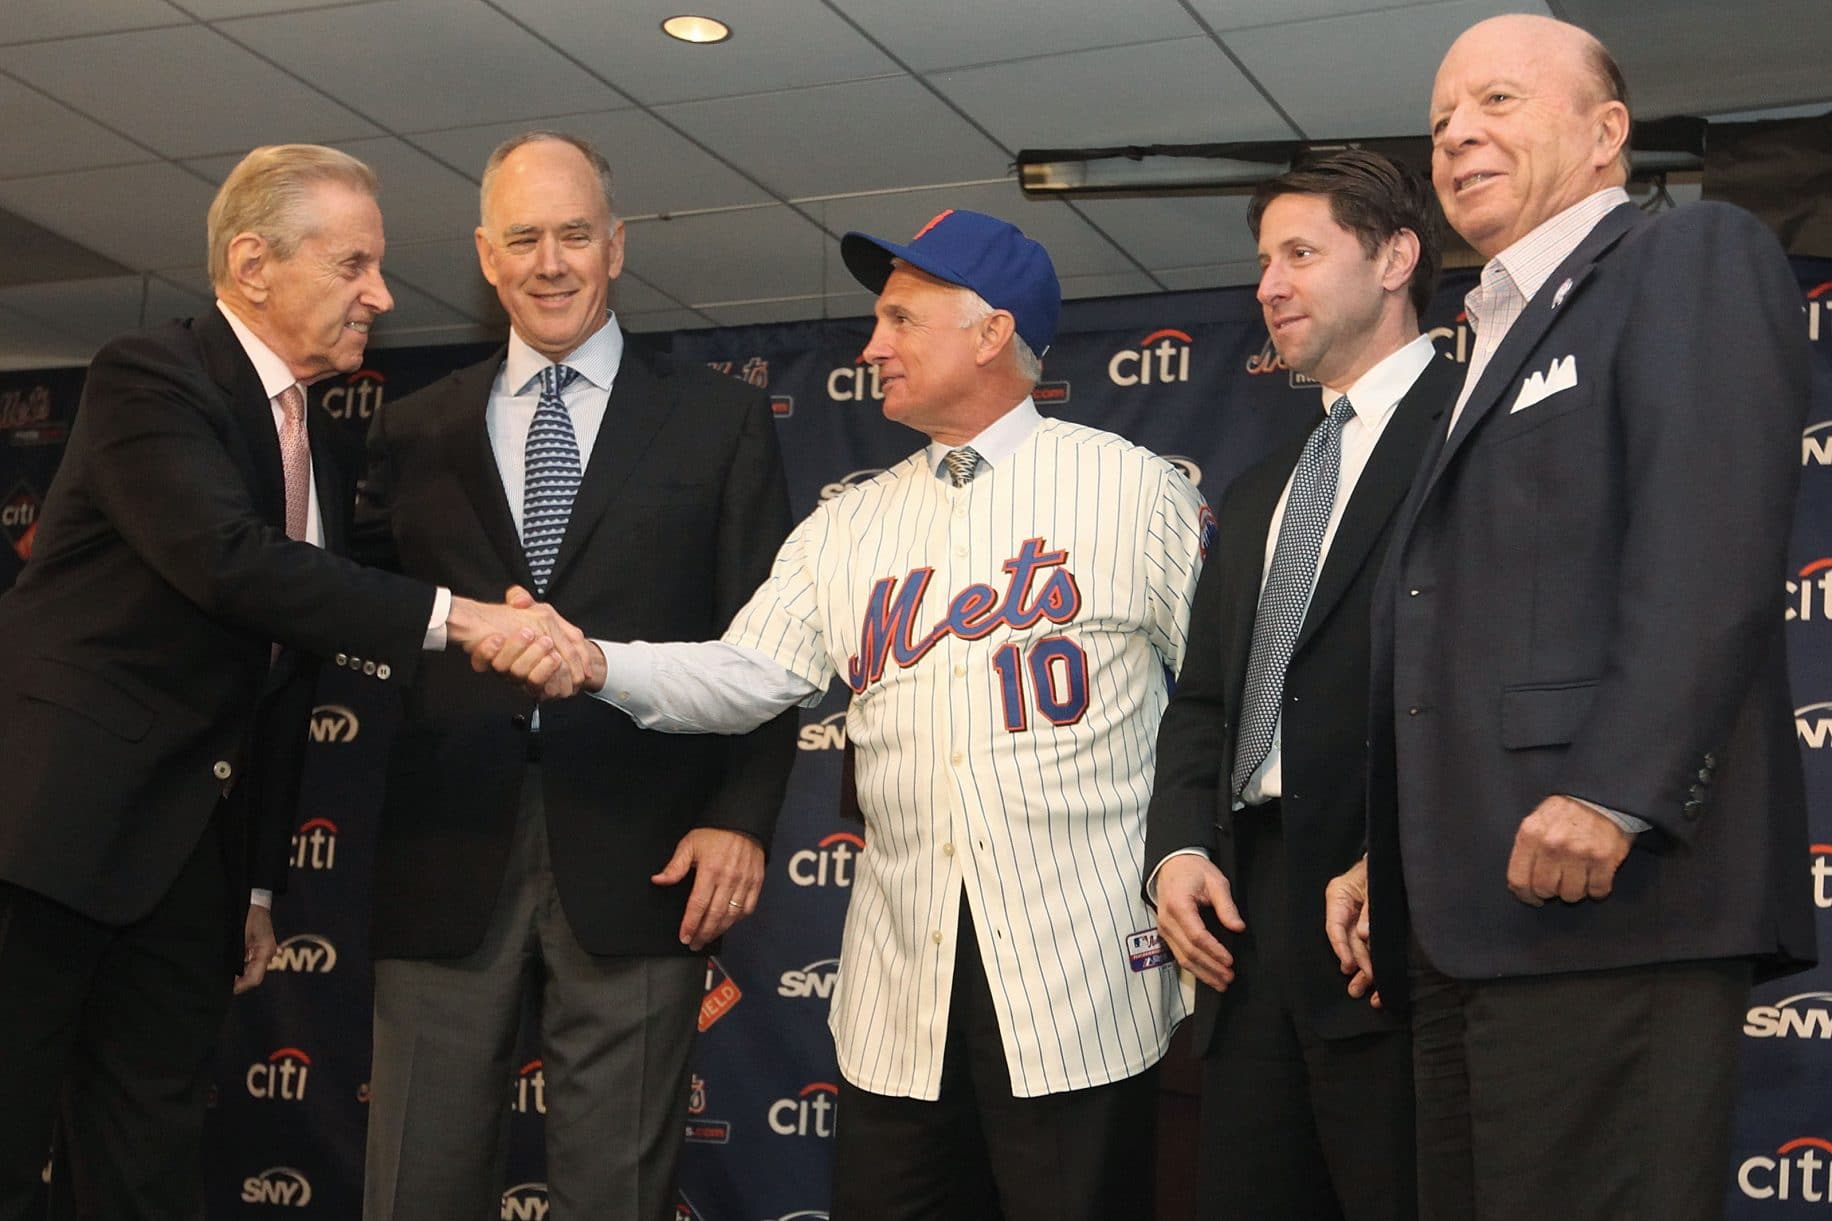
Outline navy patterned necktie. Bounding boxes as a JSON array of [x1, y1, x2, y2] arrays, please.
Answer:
[[522, 364, 582, 594], [942, 446, 982, 487], [1231, 394, 1356, 798]]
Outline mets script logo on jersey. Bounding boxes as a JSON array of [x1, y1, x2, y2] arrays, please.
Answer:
[[1738, 1137, 1832, 1202], [845, 538, 1080, 694], [240, 1167, 311, 1207], [1110, 328, 1192, 386]]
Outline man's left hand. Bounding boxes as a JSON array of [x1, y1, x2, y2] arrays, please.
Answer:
[[652, 828, 766, 950], [1505, 794, 1632, 906], [235, 904, 278, 995]]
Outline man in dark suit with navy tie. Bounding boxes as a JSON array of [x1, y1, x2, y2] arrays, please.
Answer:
[[1145, 150, 1453, 1221], [1326, 16, 1815, 1221], [356, 131, 796, 1221]]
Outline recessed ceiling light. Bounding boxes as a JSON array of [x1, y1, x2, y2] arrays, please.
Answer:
[[661, 15, 731, 44]]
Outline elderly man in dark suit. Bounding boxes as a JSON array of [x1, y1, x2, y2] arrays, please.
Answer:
[[0, 144, 582, 1221], [1144, 150, 1454, 1221], [1327, 15, 1815, 1221], [355, 130, 795, 1221]]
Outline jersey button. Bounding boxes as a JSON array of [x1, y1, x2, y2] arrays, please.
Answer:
[[931, 930, 944, 945], [953, 665, 966, 677], [951, 752, 963, 765], [943, 842, 955, 856]]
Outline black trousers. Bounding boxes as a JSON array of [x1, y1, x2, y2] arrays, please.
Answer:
[[1409, 940, 1751, 1221], [831, 902, 1159, 1221], [0, 823, 235, 1221], [1199, 810, 1417, 1221]]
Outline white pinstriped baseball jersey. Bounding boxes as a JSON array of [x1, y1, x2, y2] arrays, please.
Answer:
[[724, 408, 1208, 1100]]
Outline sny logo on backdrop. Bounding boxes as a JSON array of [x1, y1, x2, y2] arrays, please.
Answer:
[[819, 470, 887, 503], [501, 1182, 549, 1221], [769, 1081, 838, 1138], [1806, 420, 1832, 467], [268, 933, 338, 975], [511, 1059, 546, 1115], [1798, 702, 1832, 750], [779, 957, 840, 1000], [1745, 991, 1832, 1039], [798, 710, 847, 751], [1791, 560, 1832, 622], [1738, 1137, 1832, 1203], [245, 1048, 311, 1101], [319, 368, 385, 421], [789, 831, 863, 888], [3, 482, 38, 561], [1109, 329, 1192, 386], [308, 704, 360, 743], [684, 1072, 732, 1144], [700, 955, 742, 1032], [239, 1167, 312, 1207], [291, 816, 338, 871]]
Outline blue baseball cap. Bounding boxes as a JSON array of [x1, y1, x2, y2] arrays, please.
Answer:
[[842, 209, 1061, 355]]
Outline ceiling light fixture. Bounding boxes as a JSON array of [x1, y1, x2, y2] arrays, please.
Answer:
[[661, 15, 731, 44]]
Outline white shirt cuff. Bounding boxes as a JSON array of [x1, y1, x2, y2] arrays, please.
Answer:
[[425, 587, 451, 650], [1145, 847, 1211, 906], [1570, 795, 1650, 835], [249, 888, 273, 909]]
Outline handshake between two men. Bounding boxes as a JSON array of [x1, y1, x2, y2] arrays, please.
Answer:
[[446, 586, 604, 700]]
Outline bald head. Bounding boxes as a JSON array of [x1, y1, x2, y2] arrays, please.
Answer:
[[1429, 15, 1632, 257]]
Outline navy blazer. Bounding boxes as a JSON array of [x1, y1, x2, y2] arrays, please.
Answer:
[[1367, 202, 1816, 1004]]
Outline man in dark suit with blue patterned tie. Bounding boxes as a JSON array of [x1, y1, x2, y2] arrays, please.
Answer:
[[355, 131, 796, 1221]]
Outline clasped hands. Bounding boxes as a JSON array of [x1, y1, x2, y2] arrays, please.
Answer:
[[447, 588, 604, 700]]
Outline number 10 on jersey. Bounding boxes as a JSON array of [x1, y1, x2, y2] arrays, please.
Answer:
[[990, 637, 1089, 731]]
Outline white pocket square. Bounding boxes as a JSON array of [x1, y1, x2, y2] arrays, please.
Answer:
[[1510, 355, 1578, 413]]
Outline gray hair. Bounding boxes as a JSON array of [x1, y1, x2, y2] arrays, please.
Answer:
[[208, 144, 378, 291], [958, 288, 1043, 384], [480, 130, 618, 226]]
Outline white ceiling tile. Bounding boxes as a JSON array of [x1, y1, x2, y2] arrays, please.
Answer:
[[369, 323, 500, 350], [507, 0, 899, 105], [0, 74, 154, 177], [833, 0, 1199, 70], [608, 273, 680, 315], [1228, 0, 1544, 138], [0, 163, 218, 270], [1567, 0, 1832, 118], [658, 76, 1011, 199], [377, 238, 499, 322], [1154, 260, 1261, 291], [0, 274, 209, 339], [221, 0, 626, 131], [181, 137, 480, 247], [934, 37, 1297, 150], [1060, 270, 1161, 300], [812, 183, 1135, 293], [178, 0, 382, 16], [0, 26, 378, 159], [365, 276, 474, 346], [1186, 0, 1434, 33], [1073, 194, 1258, 271], [700, 292, 880, 327], [624, 206, 829, 304], [406, 111, 774, 217], [0, 303, 103, 368], [0, 0, 185, 44]]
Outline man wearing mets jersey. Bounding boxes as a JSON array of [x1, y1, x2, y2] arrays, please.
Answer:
[[478, 209, 1210, 1218]]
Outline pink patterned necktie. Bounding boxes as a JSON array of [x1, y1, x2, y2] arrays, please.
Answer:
[[277, 383, 310, 542]]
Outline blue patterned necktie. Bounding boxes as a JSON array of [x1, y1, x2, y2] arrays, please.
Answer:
[[942, 446, 981, 486], [522, 364, 582, 594], [1231, 394, 1356, 798]]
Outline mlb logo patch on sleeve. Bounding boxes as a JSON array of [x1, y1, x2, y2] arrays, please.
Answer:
[[1126, 928, 1172, 972]]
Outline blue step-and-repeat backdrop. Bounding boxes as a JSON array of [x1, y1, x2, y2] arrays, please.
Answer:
[[2, 262, 1830, 1219]]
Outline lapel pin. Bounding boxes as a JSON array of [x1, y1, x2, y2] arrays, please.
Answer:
[[1550, 278, 1574, 310]]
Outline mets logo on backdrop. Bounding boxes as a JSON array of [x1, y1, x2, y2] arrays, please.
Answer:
[[1737, 1136, 1832, 1202], [0, 384, 66, 446], [683, 1072, 732, 1144]]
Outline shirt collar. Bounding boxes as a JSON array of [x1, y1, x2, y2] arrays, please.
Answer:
[[1488, 187, 1632, 306], [926, 397, 1042, 480], [505, 313, 624, 397], [216, 300, 300, 401], [1317, 333, 1437, 425]]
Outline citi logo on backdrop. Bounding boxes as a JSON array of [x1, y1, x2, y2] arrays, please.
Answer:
[[510, 1059, 546, 1115], [1109, 328, 1192, 386], [788, 831, 863, 888], [1790, 560, 1832, 622], [245, 1048, 311, 1101], [1738, 1137, 1832, 1202], [291, 817, 339, 871], [768, 1081, 838, 1138], [319, 368, 384, 421]]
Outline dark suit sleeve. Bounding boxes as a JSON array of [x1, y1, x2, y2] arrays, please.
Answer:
[[1142, 486, 1238, 898], [350, 394, 403, 572], [76, 331, 435, 675], [1554, 205, 1809, 837], [698, 386, 799, 849]]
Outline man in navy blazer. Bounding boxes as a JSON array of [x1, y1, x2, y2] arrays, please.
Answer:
[[1327, 16, 1815, 1221]]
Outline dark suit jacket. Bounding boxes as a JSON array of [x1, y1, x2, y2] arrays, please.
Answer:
[[1367, 202, 1816, 1008], [357, 336, 797, 961], [1145, 354, 1457, 1052], [0, 308, 433, 930]]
